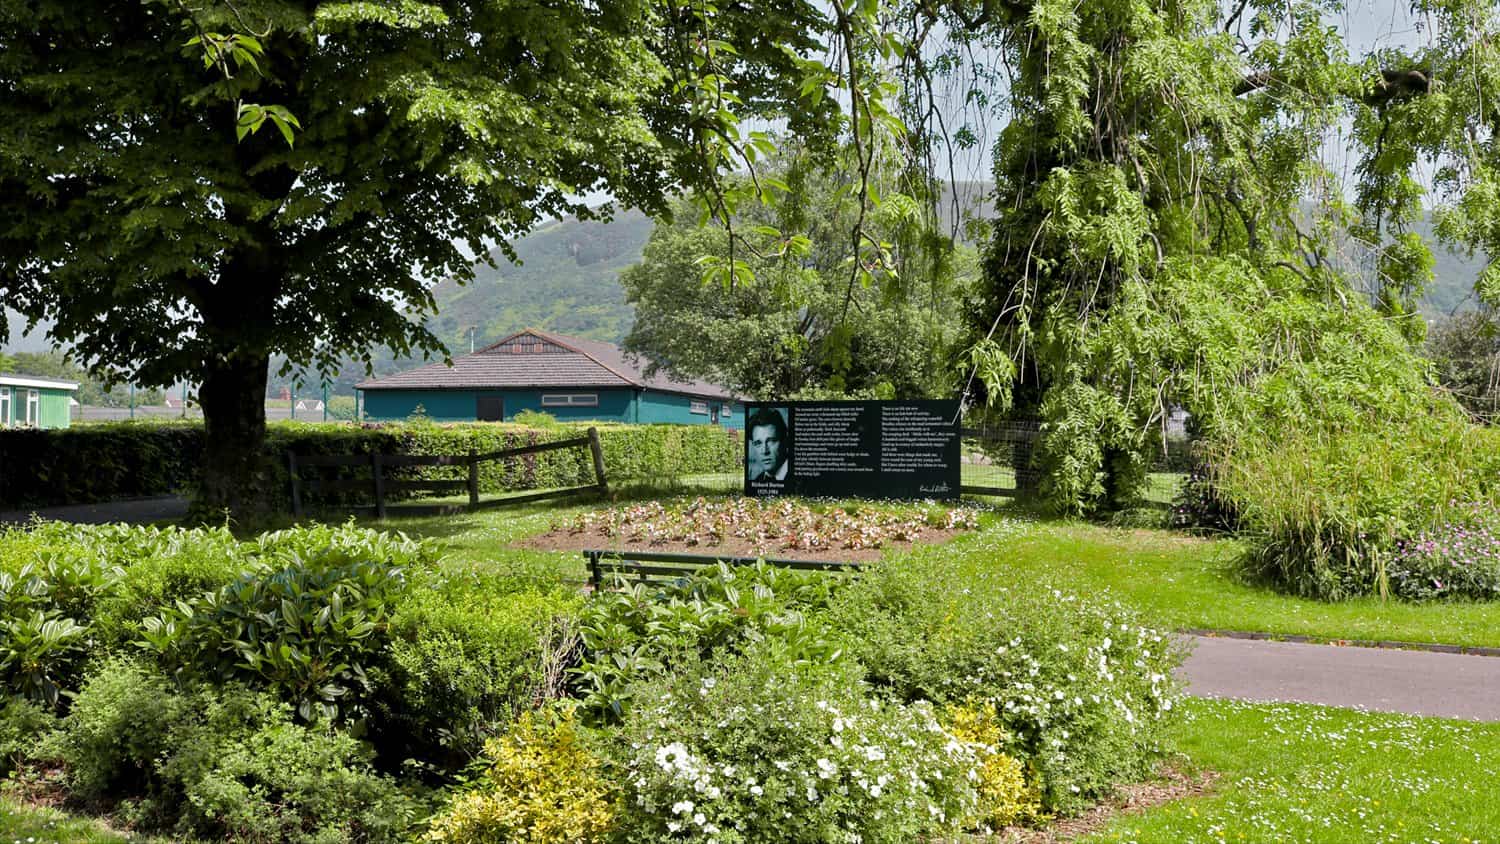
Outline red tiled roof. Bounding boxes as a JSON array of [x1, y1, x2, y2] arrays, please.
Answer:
[[357, 329, 737, 401]]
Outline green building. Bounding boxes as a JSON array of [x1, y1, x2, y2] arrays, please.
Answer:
[[357, 329, 742, 427], [0, 374, 78, 429]]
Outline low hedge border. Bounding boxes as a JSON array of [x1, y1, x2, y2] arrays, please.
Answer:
[[0, 420, 741, 511]]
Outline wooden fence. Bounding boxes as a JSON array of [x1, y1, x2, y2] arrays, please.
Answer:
[[288, 427, 609, 518]]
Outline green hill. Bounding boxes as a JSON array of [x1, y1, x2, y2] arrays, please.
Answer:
[[425, 209, 654, 350]]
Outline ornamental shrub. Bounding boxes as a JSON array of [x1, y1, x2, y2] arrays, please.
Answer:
[[424, 707, 615, 844], [376, 571, 583, 766], [611, 644, 983, 844], [828, 555, 1182, 814], [943, 703, 1039, 830], [47, 660, 418, 842], [573, 561, 844, 722], [140, 550, 410, 722]]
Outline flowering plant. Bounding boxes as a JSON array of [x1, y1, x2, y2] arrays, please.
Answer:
[[556, 497, 981, 551], [613, 646, 982, 843], [1387, 502, 1500, 600]]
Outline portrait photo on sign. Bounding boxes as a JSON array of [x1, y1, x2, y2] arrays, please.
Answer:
[[746, 406, 790, 483]]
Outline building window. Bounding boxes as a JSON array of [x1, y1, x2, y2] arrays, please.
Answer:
[[25, 390, 39, 426], [690, 400, 709, 415], [541, 394, 599, 407], [0, 388, 9, 427]]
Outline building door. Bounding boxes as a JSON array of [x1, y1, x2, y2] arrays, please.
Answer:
[[476, 395, 504, 421]]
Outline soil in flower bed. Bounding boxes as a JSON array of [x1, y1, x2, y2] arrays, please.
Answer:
[[523, 496, 983, 562]]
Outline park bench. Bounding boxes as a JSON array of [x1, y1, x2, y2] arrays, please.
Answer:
[[584, 548, 863, 590]]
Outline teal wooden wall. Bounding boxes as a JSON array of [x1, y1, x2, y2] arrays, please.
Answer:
[[361, 387, 740, 426], [0, 385, 73, 429]]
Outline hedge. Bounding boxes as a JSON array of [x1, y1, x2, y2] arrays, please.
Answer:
[[0, 420, 742, 511]]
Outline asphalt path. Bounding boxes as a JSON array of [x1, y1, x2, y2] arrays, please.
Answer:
[[0, 495, 190, 527], [1179, 634, 1500, 721]]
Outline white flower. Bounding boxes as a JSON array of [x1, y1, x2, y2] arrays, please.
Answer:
[[693, 812, 707, 826], [750, 784, 764, 797], [806, 785, 819, 801], [816, 758, 837, 778], [671, 800, 695, 815], [668, 821, 682, 833]]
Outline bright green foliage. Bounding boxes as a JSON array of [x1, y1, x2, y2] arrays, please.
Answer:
[[378, 574, 583, 764], [45, 662, 417, 842], [613, 645, 984, 843], [829, 552, 1182, 813], [140, 553, 410, 722], [622, 158, 974, 399], [425, 707, 616, 844], [573, 562, 843, 722]]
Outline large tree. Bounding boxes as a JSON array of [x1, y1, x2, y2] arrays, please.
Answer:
[[0, 0, 825, 520], [622, 155, 974, 399]]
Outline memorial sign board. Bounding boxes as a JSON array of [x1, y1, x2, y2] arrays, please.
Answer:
[[744, 400, 961, 499]]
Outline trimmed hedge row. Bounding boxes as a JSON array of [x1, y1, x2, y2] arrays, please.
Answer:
[[0, 420, 742, 511]]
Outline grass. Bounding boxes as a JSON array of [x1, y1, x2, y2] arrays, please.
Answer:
[[1083, 698, 1500, 843], [358, 492, 1500, 648], [0, 797, 142, 843]]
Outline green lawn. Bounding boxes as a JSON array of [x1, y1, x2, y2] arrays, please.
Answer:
[[0, 799, 144, 843], [1083, 698, 1500, 843], [364, 495, 1500, 648]]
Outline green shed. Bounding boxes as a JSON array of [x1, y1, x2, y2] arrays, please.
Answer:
[[0, 374, 78, 429]]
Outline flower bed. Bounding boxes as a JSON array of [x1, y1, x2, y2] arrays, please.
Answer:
[[0, 516, 1181, 843], [531, 496, 983, 560]]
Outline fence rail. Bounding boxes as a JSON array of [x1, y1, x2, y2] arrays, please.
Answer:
[[288, 427, 609, 518], [585, 549, 863, 590]]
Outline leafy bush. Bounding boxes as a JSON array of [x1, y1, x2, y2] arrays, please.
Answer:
[[612, 644, 983, 843], [141, 552, 410, 721], [827, 556, 1182, 813], [943, 703, 1039, 830], [424, 707, 615, 844], [0, 420, 201, 509], [1386, 503, 1500, 601], [377, 571, 583, 764], [0, 697, 56, 776], [47, 660, 417, 841], [574, 562, 843, 721]]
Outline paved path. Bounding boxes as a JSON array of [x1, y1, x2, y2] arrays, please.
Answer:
[[1179, 634, 1500, 721], [0, 495, 189, 527]]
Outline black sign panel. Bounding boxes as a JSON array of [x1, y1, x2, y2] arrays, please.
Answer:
[[744, 400, 961, 499]]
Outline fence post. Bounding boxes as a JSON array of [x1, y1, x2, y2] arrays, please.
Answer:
[[372, 452, 387, 520], [468, 449, 479, 508], [287, 452, 303, 518], [586, 551, 601, 591], [587, 427, 609, 498]]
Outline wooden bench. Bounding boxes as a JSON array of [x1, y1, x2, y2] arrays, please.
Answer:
[[584, 549, 863, 590]]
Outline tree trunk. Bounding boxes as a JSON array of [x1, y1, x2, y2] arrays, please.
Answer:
[[191, 351, 274, 525]]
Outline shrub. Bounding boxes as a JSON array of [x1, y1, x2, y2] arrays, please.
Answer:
[[47, 660, 418, 841], [424, 707, 615, 844], [376, 572, 583, 765], [0, 697, 56, 776], [611, 644, 982, 843], [573, 562, 843, 721], [141, 551, 409, 721], [828, 556, 1182, 814], [943, 704, 1039, 830], [1215, 411, 1500, 599], [40, 658, 189, 800]]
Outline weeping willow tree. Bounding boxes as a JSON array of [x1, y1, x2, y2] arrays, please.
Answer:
[[931, 0, 1500, 514]]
